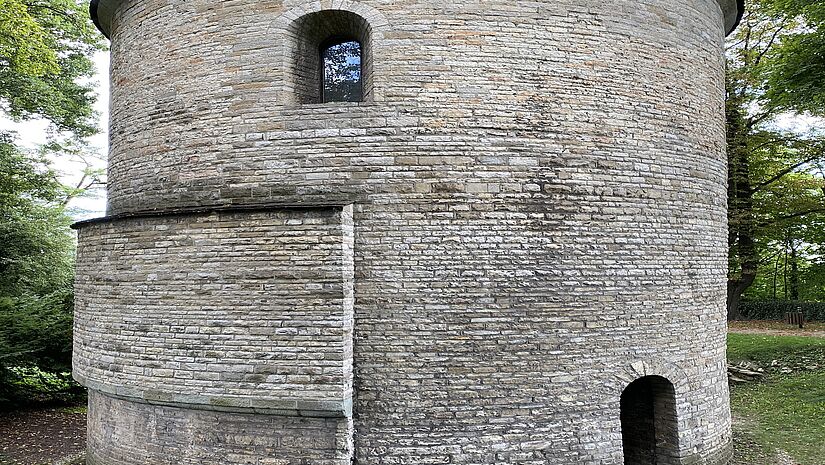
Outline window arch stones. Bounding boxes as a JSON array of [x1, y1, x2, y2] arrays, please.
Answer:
[[285, 8, 376, 105]]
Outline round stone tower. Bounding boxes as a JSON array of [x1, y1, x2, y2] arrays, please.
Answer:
[[74, 0, 743, 464]]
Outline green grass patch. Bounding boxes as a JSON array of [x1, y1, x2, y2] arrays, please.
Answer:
[[58, 405, 87, 414], [729, 332, 825, 464], [728, 332, 825, 367], [731, 370, 825, 464]]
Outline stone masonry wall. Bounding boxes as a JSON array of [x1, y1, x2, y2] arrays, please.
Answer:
[[74, 207, 354, 417], [77, 0, 739, 463], [86, 390, 351, 465]]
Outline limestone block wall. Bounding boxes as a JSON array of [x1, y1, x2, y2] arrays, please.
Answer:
[[86, 391, 350, 465], [76, 0, 742, 463], [74, 207, 354, 461]]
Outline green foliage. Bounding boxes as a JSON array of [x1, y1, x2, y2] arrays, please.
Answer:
[[0, 294, 78, 408], [726, 0, 825, 318], [0, 0, 103, 407], [0, 0, 105, 137], [0, 290, 74, 370], [0, 137, 79, 407], [0, 136, 74, 296], [0, 0, 59, 78], [739, 301, 825, 321], [760, 0, 825, 115], [746, 245, 825, 302], [0, 366, 83, 407]]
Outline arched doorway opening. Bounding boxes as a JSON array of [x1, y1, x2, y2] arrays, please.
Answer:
[[620, 375, 680, 464]]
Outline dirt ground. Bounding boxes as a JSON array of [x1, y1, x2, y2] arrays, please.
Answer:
[[0, 407, 85, 465], [729, 320, 825, 338]]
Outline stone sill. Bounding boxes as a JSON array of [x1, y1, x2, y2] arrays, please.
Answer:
[[79, 374, 352, 418]]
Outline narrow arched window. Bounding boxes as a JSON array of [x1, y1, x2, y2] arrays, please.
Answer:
[[288, 10, 373, 105], [321, 39, 362, 103]]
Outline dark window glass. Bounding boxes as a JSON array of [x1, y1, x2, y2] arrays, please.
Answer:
[[322, 40, 362, 103]]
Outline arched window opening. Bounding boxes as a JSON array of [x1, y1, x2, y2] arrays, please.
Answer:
[[321, 39, 362, 103], [620, 376, 680, 465], [288, 10, 372, 105]]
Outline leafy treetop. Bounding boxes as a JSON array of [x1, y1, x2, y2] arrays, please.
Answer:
[[0, 0, 105, 138]]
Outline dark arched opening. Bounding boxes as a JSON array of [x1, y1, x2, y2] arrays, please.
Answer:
[[287, 10, 372, 104], [620, 376, 680, 465]]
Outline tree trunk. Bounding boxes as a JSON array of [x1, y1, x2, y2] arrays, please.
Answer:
[[727, 226, 757, 320], [728, 274, 756, 321], [783, 245, 789, 300], [790, 245, 800, 301], [726, 84, 758, 321], [772, 254, 780, 299]]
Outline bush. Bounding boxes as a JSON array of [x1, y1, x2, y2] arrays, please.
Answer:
[[0, 366, 84, 408], [0, 289, 83, 408], [739, 300, 825, 321]]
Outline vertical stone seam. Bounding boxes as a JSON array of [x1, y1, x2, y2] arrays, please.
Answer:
[[341, 204, 356, 461]]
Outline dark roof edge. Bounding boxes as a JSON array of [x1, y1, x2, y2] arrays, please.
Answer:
[[71, 202, 353, 230], [730, 0, 745, 35], [89, 0, 105, 38]]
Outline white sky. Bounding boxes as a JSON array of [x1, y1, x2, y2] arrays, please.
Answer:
[[0, 51, 110, 220], [773, 113, 825, 136]]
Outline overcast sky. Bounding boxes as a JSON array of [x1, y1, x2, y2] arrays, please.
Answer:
[[0, 51, 110, 220]]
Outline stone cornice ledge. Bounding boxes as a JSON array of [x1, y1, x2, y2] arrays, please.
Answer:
[[77, 373, 352, 418], [71, 201, 353, 229], [90, 0, 745, 39]]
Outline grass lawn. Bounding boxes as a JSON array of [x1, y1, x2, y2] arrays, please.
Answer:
[[729, 331, 825, 465], [728, 332, 825, 367]]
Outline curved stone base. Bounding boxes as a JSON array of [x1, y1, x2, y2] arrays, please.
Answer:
[[683, 442, 734, 465], [86, 390, 351, 465]]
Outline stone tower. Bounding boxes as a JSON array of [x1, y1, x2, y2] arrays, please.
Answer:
[[74, 0, 743, 463]]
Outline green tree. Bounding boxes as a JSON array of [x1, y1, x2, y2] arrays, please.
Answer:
[[0, 137, 74, 296], [0, 0, 104, 136], [761, 0, 825, 115], [0, 135, 78, 406], [0, 0, 104, 406], [726, 0, 825, 319]]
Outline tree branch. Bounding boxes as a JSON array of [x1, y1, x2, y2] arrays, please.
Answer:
[[762, 208, 825, 227], [751, 154, 823, 194]]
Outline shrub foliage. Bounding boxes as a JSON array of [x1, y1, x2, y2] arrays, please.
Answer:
[[739, 300, 825, 321]]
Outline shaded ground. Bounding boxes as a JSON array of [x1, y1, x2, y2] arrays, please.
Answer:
[[730, 320, 825, 337], [0, 407, 85, 465]]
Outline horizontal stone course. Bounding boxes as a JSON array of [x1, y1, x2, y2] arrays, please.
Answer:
[[74, 207, 354, 416], [86, 390, 351, 465]]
